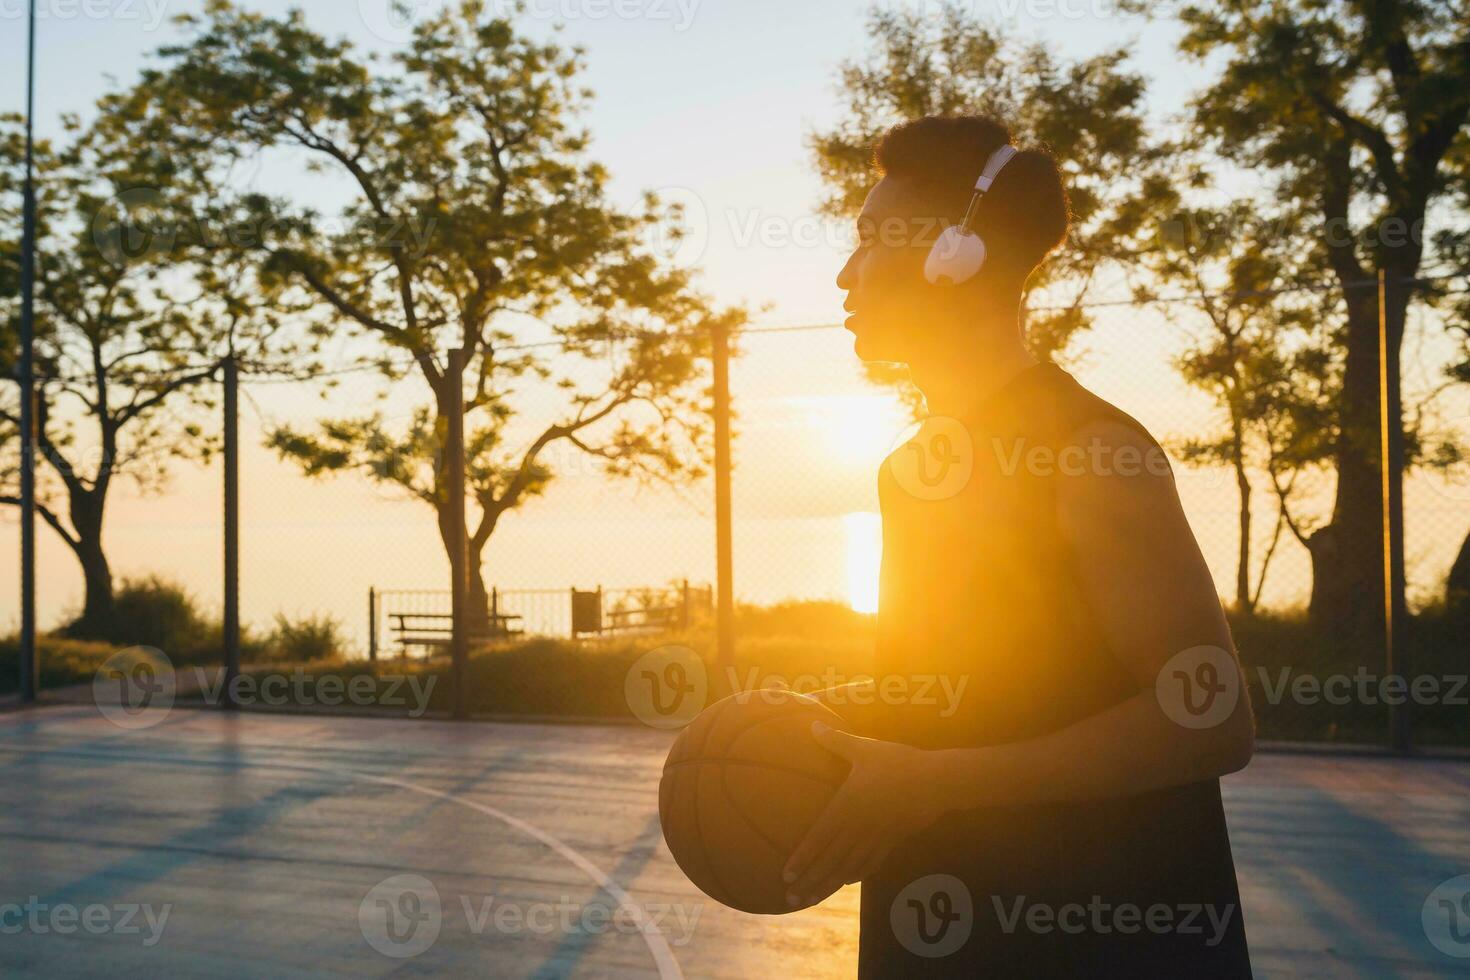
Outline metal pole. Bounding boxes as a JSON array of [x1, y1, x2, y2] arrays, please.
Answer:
[[18, 0, 39, 704], [446, 348, 469, 720], [222, 354, 240, 709], [711, 319, 735, 669], [368, 587, 378, 662], [1378, 270, 1410, 752]]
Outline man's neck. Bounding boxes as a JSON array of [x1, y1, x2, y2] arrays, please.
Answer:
[[909, 302, 1038, 418]]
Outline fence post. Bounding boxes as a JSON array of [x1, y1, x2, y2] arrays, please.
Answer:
[[17, 2, 38, 704], [1379, 270, 1410, 753], [222, 353, 241, 710], [680, 578, 690, 629], [712, 318, 736, 670], [368, 587, 378, 662], [491, 586, 499, 635], [447, 347, 469, 720]]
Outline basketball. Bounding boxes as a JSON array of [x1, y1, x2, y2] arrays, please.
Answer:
[[659, 689, 851, 914]]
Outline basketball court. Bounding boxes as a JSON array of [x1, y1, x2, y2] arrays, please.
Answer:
[[1, 705, 1467, 978]]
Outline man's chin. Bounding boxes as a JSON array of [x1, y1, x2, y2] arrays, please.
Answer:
[[850, 329, 906, 364]]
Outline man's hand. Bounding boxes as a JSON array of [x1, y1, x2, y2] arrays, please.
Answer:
[[781, 722, 945, 908]]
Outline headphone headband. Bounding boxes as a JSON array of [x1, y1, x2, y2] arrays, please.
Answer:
[[960, 144, 1018, 232], [975, 144, 1019, 193]]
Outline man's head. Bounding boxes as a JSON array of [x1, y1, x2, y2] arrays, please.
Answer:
[[837, 115, 1070, 364]]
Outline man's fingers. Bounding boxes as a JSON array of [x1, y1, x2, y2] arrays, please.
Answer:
[[854, 839, 897, 883], [793, 822, 858, 899], [841, 834, 882, 885], [783, 791, 852, 883], [810, 721, 868, 760]]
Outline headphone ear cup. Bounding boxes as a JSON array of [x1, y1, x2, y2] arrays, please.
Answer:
[[924, 226, 988, 286]]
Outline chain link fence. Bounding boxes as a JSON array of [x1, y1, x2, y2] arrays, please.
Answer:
[[5, 278, 1468, 743]]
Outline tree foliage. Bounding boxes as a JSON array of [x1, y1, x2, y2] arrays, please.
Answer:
[[810, 2, 1165, 366], [0, 105, 314, 634], [136, 0, 743, 605]]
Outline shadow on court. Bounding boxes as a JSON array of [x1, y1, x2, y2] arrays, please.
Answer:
[[0, 706, 1466, 978]]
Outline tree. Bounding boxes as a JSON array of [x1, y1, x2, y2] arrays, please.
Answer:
[[0, 110, 312, 636], [1173, 0, 1470, 630], [1134, 192, 1339, 613], [809, 1, 1165, 386], [140, 0, 741, 617]]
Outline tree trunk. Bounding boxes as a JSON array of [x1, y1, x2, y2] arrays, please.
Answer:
[[466, 541, 490, 633], [1232, 420, 1252, 614], [434, 479, 490, 634], [74, 540, 116, 638], [1307, 272, 1410, 636], [63, 491, 115, 639], [1449, 531, 1470, 613]]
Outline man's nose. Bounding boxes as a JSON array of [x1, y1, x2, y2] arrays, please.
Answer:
[[837, 250, 859, 291]]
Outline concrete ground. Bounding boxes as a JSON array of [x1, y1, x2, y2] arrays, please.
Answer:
[[0, 705, 1467, 978]]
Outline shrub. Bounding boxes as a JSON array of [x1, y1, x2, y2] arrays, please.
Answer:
[[0, 635, 121, 694], [63, 576, 217, 661], [260, 612, 347, 664]]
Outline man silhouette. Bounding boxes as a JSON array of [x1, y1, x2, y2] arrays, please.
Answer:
[[783, 116, 1255, 977]]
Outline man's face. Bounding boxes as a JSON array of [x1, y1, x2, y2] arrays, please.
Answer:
[[836, 177, 942, 363]]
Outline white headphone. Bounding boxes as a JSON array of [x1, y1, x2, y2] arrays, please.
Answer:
[[923, 144, 1019, 286]]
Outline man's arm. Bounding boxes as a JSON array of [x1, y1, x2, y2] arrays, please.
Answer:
[[782, 420, 1254, 905], [927, 418, 1255, 806]]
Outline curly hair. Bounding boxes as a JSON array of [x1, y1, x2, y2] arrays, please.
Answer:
[[873, 115, 1071, 282]]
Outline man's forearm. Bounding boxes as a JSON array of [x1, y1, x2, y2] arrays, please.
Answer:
[[923, 691, 1254, 813]]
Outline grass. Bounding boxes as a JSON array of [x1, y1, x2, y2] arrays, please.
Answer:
[[4, 598, 1465, 749]]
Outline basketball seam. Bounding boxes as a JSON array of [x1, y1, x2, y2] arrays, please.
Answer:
[[718, 756, 803, 880], [669, 693, 844, 914], [693, 763, 742, 908]]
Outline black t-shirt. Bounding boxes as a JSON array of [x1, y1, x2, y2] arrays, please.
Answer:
[[854, 363, 1253, 978]]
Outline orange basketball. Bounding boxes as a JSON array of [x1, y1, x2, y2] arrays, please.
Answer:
[[658, 689, 850, 914]]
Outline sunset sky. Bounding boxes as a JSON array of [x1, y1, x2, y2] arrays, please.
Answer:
[[2, 1, 1466, 646]]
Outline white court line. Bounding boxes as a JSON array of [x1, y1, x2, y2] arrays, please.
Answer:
[[312, 763, 685, 980], [0, 718, 684, 980]]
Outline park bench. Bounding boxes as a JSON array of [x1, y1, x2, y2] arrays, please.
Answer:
[[388, 611, 523, 654]]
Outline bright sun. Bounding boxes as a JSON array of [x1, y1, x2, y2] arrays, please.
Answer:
[[820, 395, 907, 464], [843, 511, 882, 614]]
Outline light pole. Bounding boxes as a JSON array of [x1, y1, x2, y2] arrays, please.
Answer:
[[18, 0, 39, 703]]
